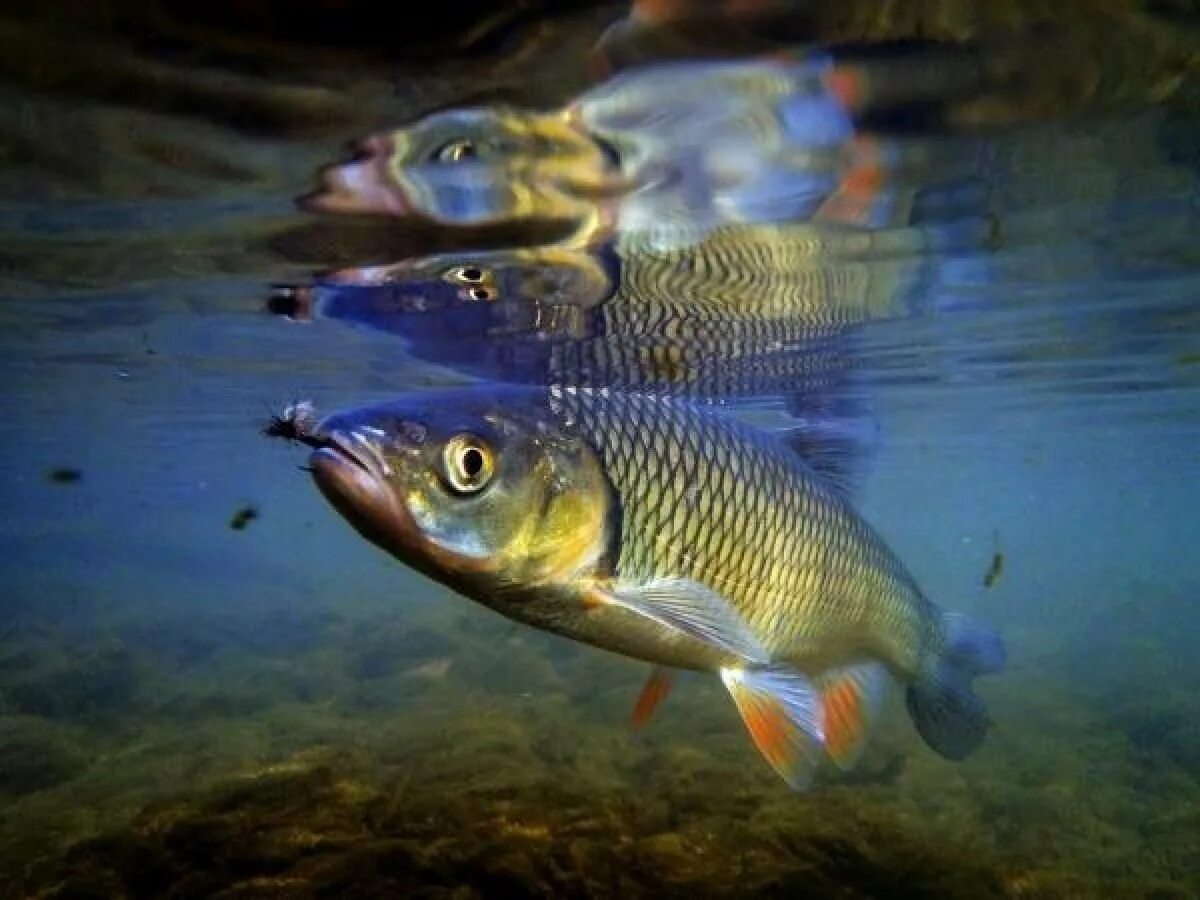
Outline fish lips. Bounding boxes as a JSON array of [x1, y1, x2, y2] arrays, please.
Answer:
[[309, 433, 413, 558], [298, 157, 411, 217]]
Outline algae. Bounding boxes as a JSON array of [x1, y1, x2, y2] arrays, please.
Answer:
[[0, 591, 1196, 897]]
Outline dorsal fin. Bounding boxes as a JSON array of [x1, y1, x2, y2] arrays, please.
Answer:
[[778, 426, 861, 498], [775, 403, 881, 499]]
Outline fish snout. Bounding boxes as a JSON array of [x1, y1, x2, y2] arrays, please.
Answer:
[[266, 284, 313, 322], [309, 428, 415, 556], [297, 159, 411, 217]]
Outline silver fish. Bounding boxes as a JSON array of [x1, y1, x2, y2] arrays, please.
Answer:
[[298, 386, 1004, 789]]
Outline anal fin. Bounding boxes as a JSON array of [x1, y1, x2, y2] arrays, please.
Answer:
[[720, 666, 825, 791], [631, 665, 673, 730], [816, 661, 890, 770]]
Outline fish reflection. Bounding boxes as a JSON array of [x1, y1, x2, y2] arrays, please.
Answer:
[[303, 57, 906, 246], [278, 386, 1005, 790], [320, 223, 926, 326], [271, 224, 924, 394]]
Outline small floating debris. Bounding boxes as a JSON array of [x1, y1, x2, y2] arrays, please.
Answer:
[[229, 505, 260, 531], [982, 552, 1004, 588], [46, 467, 82, 485], [982, 529, 1004, 589]]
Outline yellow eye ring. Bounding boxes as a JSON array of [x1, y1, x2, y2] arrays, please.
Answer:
[[445, 265, 490, 285], [441, 435, 494, 494], [436, 139, 478, 163]]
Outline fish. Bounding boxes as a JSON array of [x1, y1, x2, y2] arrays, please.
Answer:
[[311, 223, 929, 331], [301, 57, 911, 246], [293, 386, 1005, 790], [268, 221, 939, 411]]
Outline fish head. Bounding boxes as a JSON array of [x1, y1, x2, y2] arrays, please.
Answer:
[[308, 389, 613, 600], [317, 246, 617, 341], [374, 106, 603, 170], [303, 107, 615, 232]]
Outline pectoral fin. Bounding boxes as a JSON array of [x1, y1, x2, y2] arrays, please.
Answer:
[[720, 666, 825, 791], [815, 661, 890, 770], [588, 577, 770, 664], [631, 665, 673, 730]]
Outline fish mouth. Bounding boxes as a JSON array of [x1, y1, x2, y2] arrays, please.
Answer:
[[308, 430, 415, 556], [265, 284, 313, 322], [297, 159, 411, 217]]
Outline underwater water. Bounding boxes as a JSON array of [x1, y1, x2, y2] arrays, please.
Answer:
[[2, 2, 1200, 897]]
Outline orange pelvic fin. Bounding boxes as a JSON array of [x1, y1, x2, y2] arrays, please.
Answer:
[[720, 666, 824, 791], [631, 665, 674, 730], [816, 661, 890, 770]]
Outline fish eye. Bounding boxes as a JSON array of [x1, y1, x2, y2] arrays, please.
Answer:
[[467, 286, 496, 302], [445, 265, 490, 285], [441, 434, 495, 494], [435, 139, 478, 163]]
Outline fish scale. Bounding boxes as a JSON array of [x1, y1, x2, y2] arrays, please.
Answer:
[[614, 227, 908, 330], [548, 387, 932, 675]]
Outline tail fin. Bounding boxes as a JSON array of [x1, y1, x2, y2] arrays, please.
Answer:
[[906, 612, 1006, 760]]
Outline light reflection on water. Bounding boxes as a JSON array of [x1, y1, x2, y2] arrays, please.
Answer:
[[1, 3, 1199, 895]]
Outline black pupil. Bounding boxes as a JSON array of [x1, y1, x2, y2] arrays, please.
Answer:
[[462, 267, 482, 282], [453, 141, 475, 159], [470, 287, 489, 301], [461, 447, 484, 478]]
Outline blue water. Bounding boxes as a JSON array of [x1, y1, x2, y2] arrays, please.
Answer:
[[2, 4, 1199, 896]]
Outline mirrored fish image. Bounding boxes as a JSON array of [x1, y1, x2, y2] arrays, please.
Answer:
[[269, 225, 925, 387], [4, 1, 1200, 896], [303, 56, 915, 245], [308, 221, 933, 328], [280, 386, 1005, 788], [268, 199, 993, 484]]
